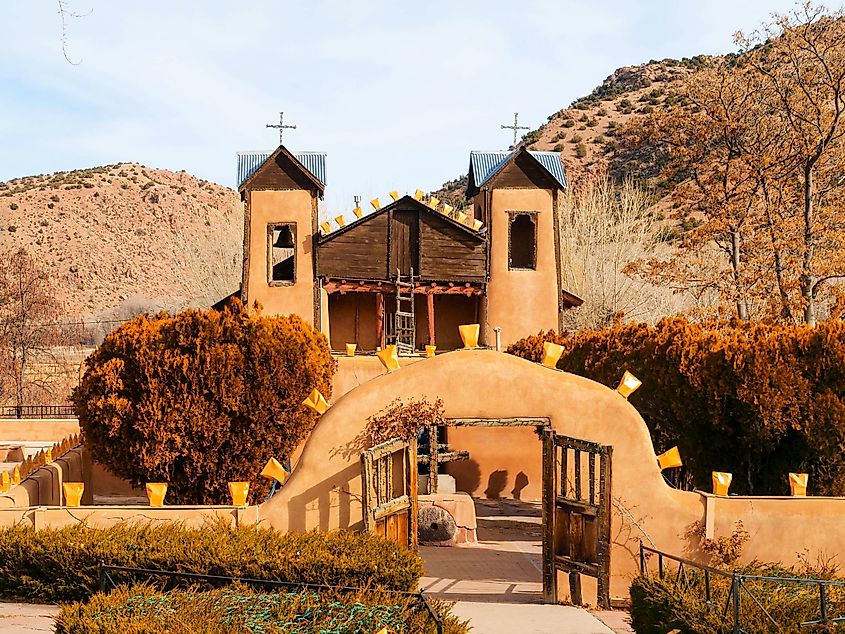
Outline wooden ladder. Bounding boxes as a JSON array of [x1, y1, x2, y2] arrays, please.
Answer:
[[394, 268, 416, 355]]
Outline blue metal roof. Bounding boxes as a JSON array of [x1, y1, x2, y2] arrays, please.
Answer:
[[469, 149, 568, 190], [237, 150, 326, 190]]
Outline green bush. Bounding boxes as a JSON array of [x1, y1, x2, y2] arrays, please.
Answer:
[[0, 522, 424, 603], [73, 302, 336, 504], [56, 583, 469, 633], [630, 567, 845, 634], [629, 575, 724, 634], [507, 320, 845, 495]]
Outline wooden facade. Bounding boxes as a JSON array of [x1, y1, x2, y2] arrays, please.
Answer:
[[317, 196, 486, 283]]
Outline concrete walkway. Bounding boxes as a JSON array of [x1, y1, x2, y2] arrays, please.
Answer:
[[421, 499, 633, 633], [0, 602, 59, 633], [450, 602, 615, 634]]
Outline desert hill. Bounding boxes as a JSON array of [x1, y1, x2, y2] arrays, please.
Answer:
[[0, 164, 243, 323], [435, 55, 717, 207]]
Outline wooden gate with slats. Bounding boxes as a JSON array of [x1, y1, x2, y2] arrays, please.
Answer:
[[361, 436, 418, 550], [542, 429, 613, 608]]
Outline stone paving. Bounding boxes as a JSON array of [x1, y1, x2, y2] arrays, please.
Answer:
[[420, 498, 633, 634], [0, 602, 59, 633]]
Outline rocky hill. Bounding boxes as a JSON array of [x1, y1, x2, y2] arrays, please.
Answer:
[[435, 55, 717, 206], [0, 164, 242, 323]]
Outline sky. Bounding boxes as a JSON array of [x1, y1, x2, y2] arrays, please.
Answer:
[[0, 1, 802, 214]]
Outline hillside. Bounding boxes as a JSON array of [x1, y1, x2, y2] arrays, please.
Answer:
[[0, 164, 243, 323], [435, 55, 717, 206]]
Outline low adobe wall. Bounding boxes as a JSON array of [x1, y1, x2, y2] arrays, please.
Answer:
[[260, 348, 845, 603], [0, 445, 257, 529], [0, 419, 79, 443]]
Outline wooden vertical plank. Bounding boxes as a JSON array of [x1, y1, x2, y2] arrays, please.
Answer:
[[569, 571, 583, 607], [376, 292, 385, 349], [408, 437, 419, 551], [574, 451, 582, 501], [560, 445, 568, 498], [361, 451, 376, 533], [426, 292, 435, 345], [589, 453, 596, 506], [385, 453, 393, 503], [597, 446, 613, 609], [541, 429, 557, 603], [428, 425, 438, 495]]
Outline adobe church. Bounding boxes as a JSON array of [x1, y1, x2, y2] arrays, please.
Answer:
[[233, 144, 582, 352]]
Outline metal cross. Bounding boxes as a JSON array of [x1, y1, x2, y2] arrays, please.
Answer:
[[501, 112, 530, 148], [266, 112, 297, 146]]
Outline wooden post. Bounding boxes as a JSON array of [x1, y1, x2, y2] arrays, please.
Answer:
[[408, 437, 419, 551], [542, 429, 557, 603], [376, 292, 384, 348], [426, 292, 435, 345], [428, 425, 438, 495]]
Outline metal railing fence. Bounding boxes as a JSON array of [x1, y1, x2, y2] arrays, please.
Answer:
[[97, 564, 444, 634]]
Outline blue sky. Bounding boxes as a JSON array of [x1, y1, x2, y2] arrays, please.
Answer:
[[1, 1, 800, 213]]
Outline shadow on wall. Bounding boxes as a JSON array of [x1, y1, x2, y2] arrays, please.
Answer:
[[485, 470, 508, 499], [447, 459, 481, 496], [285, 463, 361, 532], [512, 472, 529, 500]]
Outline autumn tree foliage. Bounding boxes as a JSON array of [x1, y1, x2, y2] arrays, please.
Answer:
[[624, 3, 845, 324], [508, 320, 845, 496], [72, 302, 336, 504]]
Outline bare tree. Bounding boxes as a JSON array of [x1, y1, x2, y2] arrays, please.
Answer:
[[56, 0, 91, 65], [557, 177, 681, 330], [0, 248, 67, 410]]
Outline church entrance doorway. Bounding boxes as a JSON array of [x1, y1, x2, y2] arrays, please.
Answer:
[[417, 419, 613, 608]]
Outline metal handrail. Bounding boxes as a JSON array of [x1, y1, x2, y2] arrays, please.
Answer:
[[639, 542, 845, 632], [0, 404, 76, 419], [97, 564, 445, 634]]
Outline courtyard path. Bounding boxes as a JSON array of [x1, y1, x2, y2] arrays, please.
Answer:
[[420, 499, 633, 634], [0, 602, 59, 633]]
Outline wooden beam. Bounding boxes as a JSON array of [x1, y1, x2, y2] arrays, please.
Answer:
[[376, 292, 384, 349], [323, 278, 484, 296], [447, 417, 551, 428], [427, 292, 435, 346]]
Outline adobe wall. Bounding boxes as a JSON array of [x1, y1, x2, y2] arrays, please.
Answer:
[[244, 189, 316, 321], [260, 348, 845, 602], [444, 426, 543, 501], [485, 189, 559, 348], [0, 419, 79, 442]]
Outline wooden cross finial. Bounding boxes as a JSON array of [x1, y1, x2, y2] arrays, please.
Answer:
[[266, 111, 297, 146], [501, 112, 530, 148]]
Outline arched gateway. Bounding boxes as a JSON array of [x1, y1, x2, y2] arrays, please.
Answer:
[[258, 348, 845, 606], [259, 349, 689, 605]]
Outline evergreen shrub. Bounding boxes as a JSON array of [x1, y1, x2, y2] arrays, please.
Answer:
[[73, 301, 336, 504], [507, 319, 845, 495], [0, 522, 423, 603], [55, 583, 469, 633]]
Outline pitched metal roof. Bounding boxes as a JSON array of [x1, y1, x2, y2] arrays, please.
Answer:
[[236, 150, 326, 189], [468, 149, 568, 190]]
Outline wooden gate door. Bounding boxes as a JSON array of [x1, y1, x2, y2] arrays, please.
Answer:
[[541, 429, 613, 608], [361, 436, 418, 550]]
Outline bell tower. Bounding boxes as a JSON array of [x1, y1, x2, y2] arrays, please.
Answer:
[[237, 146, 326, 326], [468, 148, 573, 347]]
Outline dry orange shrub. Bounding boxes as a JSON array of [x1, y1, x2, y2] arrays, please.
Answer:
[[508, 318, 845, 496], [73, 300, 336, 504]]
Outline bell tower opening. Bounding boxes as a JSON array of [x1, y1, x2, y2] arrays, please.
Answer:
[[268, 223, 296, 283], [508, 212, 537, 270]]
